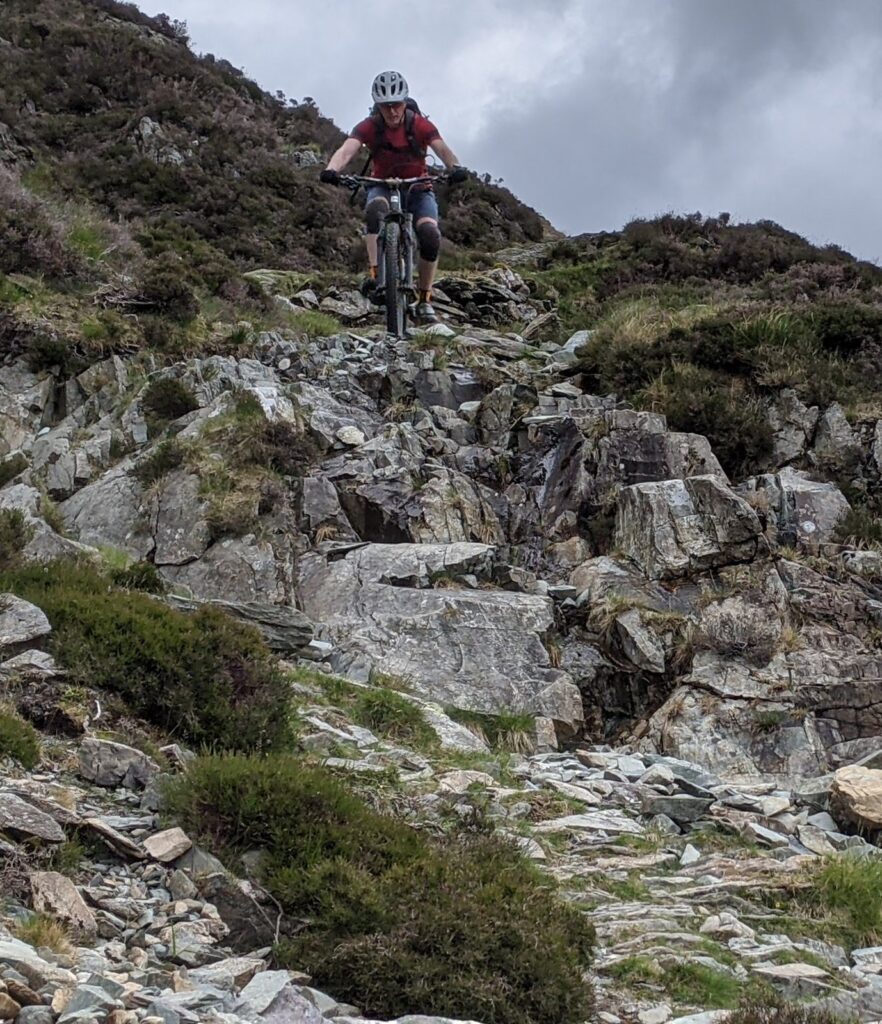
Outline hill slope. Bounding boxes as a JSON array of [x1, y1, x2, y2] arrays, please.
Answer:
[[0, 0, 548, 284]]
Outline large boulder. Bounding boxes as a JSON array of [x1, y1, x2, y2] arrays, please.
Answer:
[[297, 543, 583, 735], [615, 475, 762, 579], [830, 765, 882, 831], [0, 595, 51, 648], [740, 466, 850, 550], [513, 408, 727, 550], [0, 364, 53, 457], [78, 738, 160, 789], [30, 872, 97, 940], [766, 389, 819, 466]]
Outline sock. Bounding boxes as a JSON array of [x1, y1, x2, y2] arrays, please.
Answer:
[[419, 289, 432, 304], [369, 265, 378, 280]]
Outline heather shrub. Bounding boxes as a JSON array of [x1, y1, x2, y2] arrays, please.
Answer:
[[131, 438, 189, 485], [167, 754, 596, 1024], [0, 706, 41, 769], [138, 258, 199, 321], [0, 168, 83, 278], [0, 508, 34, 570], [141, 377, 199, 431], [221, 394, 319, 476], [0, 561, 291, 752], [108, 559, 167, 594], [637, 363, 774, 476], [0, 452, 28, 488], [810, 300, 882, 357]]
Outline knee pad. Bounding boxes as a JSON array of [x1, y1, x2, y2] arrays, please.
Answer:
[[364, 197, 389, 235], [416, 221, 441, 262]]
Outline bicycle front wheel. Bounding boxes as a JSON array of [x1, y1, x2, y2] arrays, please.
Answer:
[[384, 222, 405, 337]]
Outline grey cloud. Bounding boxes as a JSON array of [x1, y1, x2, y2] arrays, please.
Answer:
[[467, 0, 882, 261]]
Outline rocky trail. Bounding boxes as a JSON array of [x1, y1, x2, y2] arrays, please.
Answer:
[[4, 255, 882, 1024]]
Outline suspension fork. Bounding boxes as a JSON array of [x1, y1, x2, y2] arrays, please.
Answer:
[[403, 210, 415, 296]]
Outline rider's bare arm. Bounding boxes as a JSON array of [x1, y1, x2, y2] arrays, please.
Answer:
[[326, 137, 362, 173], [429, 138, 460, 171]]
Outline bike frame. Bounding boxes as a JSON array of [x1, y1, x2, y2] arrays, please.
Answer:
[[338, 173, 445, 337]]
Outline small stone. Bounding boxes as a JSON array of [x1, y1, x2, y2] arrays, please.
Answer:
[[143, 828, 192, 863], [745, 821, 791, 848], [640, 764, 675, 789], [0, 595, 51, 646], [5, 977, 42, 1006], [649, 813, 682, 835], [77, 738, 160, 790], [753, 962, 828, 980], [15, 1007, 56, 1024], [168, 869, 197, 901], [806, 811, 839, 831], [639, 1006, 672, 1024], [238, 970, 292, 1013], [0, 993, 22, 1019], [335, 426, 365, 446], [680, 844, 701, 866], [642, 794, 714, 823], [423, 322, 456, 338], [437, 770, 496, 794], [700, 912, 755, 940]]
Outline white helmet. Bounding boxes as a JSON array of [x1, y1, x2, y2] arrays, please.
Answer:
[[371, 70, 409, 105]]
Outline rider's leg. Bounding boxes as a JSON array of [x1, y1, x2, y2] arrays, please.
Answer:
[[415, 218, 441, 291], [364, 190, 390, 277], [410, 189, 442, 305]]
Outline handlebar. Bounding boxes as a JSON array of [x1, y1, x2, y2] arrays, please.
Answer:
[[337, 173, 448, 190]]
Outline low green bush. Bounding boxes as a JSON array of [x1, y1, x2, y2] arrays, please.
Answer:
[[638, 363, 774, 477], [167, 754, 596, 1024], [810, 856, 882, 948], [0, 508, 34, 570], [138, 258, 199, 321], [0, 561, 291, 752], [131, 438, 188, 485], [108, 559, 167, 594], [0, 707, 41, 768], [0, 452, 28, 488], [141, 377, 199, 430], [290, 310, 342, 338]]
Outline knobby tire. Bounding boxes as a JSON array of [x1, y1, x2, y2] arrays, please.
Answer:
[[384, 222, 405, 336]]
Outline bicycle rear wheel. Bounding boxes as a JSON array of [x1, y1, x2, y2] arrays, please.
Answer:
[[384, 222, 405, 336]]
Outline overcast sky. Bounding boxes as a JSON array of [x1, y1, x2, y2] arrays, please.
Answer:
[[150, 0, 882, 263]]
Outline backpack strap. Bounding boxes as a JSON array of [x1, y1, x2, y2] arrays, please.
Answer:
[[368, 108, 425, 160]]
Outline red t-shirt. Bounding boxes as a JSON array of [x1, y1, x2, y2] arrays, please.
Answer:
[[350, 113, 441, 179]]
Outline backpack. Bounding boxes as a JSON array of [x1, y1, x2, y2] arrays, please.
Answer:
[[359, 97, 425, 175]]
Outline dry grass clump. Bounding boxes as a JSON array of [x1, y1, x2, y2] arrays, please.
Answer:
[[12, 913, 73, 954], [694, 596, 781, 665]]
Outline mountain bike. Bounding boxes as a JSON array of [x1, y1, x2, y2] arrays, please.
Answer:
[[337, 173, 448, 337]]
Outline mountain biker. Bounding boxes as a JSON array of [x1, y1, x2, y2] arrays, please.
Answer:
[[320, 70, 468, 324]]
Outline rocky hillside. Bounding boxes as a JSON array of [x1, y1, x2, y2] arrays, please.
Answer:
[[3, 238, 882, 1024], [4, 4, 882, 1024]]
